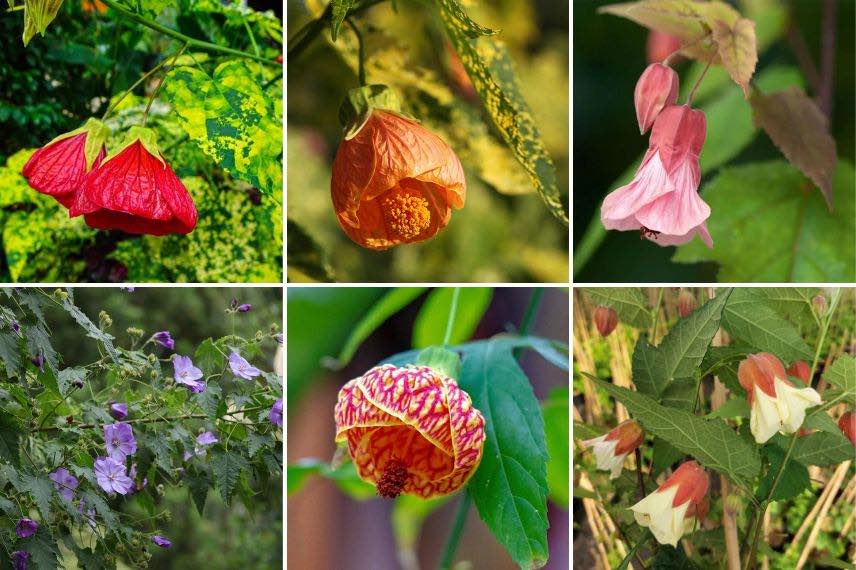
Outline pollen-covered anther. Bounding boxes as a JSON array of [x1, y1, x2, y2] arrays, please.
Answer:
[[382, 186, 431, 240], [376, 458, 408, 499]]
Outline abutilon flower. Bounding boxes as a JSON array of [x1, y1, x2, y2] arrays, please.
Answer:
[[94, 457, 134, 495], [581, 419, 644, 479], [594, 306, 618, 337], [630, 460, 709, 546], [331, 109, 466, 250], [229, 351, 261, 380], [334, 364, 485, 498], [22, 118, 109, 208], [70, 126, 197, 236], [738, 353, 822, 444], [678, 290, 696, 317], [153, 331, 175, 350], [786, 360, 811, 383], [49, 467, 79, 502], [15, 518, 38, 539], [197, 431, 218, 446], [104, 422, 137, 461], [601, 105, 712, 248], [634, 63, 679, 134], [109, 402, 128, 420], [173, 355, 205, 393], [269, 399, 283, 428], [839, 412, 856, 445]]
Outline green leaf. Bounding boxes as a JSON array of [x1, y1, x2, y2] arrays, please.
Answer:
[[582, 287, 651, 328], [286, 458, 376, 499], [458, 338, 549, 569], [651, 439, 684, 475], [329, 0, 355, 41], [435, 0, 498, 38], [22, 473, 53, 520], [0, 413, 21, 468], [438, 7, 566, 223], [824, 354, 855, 395], [573, 422, 606, 441], [286, 219, 333, 282], [57, 367, 86, 397], [721, 288, 813, 362], [739, 288, 819, 327], [211, 451, 248, 505], [337, 288, 426, 366], [0, 332, 22, 378], [789, 431, 854, 466], [163, 61, 282, 195], [24, 527, 60, 570], [756, 445, 809, 501], [412, 287, 492, 348], [187, 467, 211, 515], [415, 346, 462, 381], [585, 373, 761, 486], [675, 160, 855, 281], [80, 490, 119, 535], [542, 386, 569, 507], [195, 338, 225, 375], [711, 17, 757, 98], [707, 398, 749, 419], [803, 410, 840, 434], [25, 322, 57, 371], [652, 544, 700, 569], [22, 0, 63, 46]]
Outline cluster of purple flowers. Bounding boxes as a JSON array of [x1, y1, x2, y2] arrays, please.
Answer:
[[93, 422, 138, 495]]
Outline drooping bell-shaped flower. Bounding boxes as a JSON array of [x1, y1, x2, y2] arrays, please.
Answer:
[[331, 85, 465, 250], [630, 460, 709, 546], [70, 126, 197, 235], [581, 419, 644, 479], [594, 306, 618, 337], [786, 360, 811, 383], [22, 118, 109, 208], [678, 290, 696, 317], [738, 353, 822, 444], [334, 364, 485, 498], [839, 412, 856, 446], [634, 63, 679, 134], [647, 31, 683, 64], [601, 105, 712, 248]]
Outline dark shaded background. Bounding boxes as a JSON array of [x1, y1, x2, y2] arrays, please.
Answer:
[[573, 0, 855, 282]]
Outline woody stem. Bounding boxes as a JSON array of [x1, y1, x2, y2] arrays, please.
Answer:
[[686, 59, 712, 107], [143, 42, 189, 125]]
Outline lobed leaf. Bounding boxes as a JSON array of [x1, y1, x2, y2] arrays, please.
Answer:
[[211, 451, 248, 505], [710, 17, 757, 98], [788, 431, 854, 467], [582, 287, 651, 328], [756, 445, 809, 501], [823, 354, 855, 395]]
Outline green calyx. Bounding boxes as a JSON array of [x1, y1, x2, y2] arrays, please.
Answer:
[[46, 117, 110, 171], [415, 346, 462, 381], [103, 126, 165, 167], [338, 84, 408, 140]]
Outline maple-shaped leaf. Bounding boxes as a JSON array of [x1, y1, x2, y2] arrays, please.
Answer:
[[711, 17, 757, 98]]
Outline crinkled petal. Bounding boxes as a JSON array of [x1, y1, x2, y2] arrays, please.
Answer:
[[601, 150, 674, 229], [635, 157, 709, 236], [750, 379, 821, 443], [631, 486, 690, 546]]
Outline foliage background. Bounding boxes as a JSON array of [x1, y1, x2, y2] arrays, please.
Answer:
[[287, 0, 569, 283], [287, 287, 569, 568], [0, 1, 283, 283], [573, 0, 855, 282]]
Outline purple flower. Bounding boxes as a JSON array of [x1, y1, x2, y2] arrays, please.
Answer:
[[30, 354, 44, 372], [269, 399, 283, 428], [94, 457, 134, 495], [197, 431, 218, 446], [109, 402, 128, 420], [153, 331, 174, 350], [237, 303, 252, 313], [273, 333, 284, 345], [152, 535, 172, 548], [10, 320, 21, 336], [49, 468, 79, 502], [104, 423, 137, 461], [129, 464, 148, 491], [229, 352, 261, 380], [173, 355, 205, 393], [78, 500, 97, 529], [120, 287, 135, 292], [15, 518, 38, 538], [12, 551, 28, 570]]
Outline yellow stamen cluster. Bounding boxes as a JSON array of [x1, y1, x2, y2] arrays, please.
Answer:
[[381, 186, 431, 240]]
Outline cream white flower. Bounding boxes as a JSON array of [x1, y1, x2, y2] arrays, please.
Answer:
[[581, 419, 644, 479]]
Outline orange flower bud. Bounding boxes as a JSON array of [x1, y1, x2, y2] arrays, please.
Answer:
[[331, 86, 465, 250], [678, 290, 696, 318], [594, 306, 618, 337], [839, 412, 856, 445], [786, 360, 811, 383]]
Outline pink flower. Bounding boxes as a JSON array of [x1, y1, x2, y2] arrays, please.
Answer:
[[635, 63, 679, 134], [601, 105, 713, 248]]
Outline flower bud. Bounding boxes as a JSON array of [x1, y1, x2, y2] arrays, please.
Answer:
[[594, 306, 618, 337], [839, 412, 856, 445], [631, 460, 709, 546], [634, 63, 679, 134], [678, 290, 696, 318], [738, 353, 822, 443], [812, 294, 827, 317], [581, 419, 644, 479], [786, 360, 811, 384], [647, 30, 683, 64]]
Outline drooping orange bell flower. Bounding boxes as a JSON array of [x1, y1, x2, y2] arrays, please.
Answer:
[[334, 364, 485, 498], [331, 86, 465, 250]]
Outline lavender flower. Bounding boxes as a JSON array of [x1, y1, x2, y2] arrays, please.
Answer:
[[152, 535, 172, 548], [12, 551, 28, 570], [197, 431, 218, 446], [10, 320, 21, 336], [30, 354, 44, 372], [109, 402, 128, 420], [236, 303, 252, 313], [15, 518, 38, 538], [104, 423, 137, 461], [269, 399, 283, 428], [173, 355, 205, 393], [273, 333, 284, 345], [94, 457, 134, 495], [153, 331, 175, 350], [78, 500, 97, 529], [49, 468, 79, 502], [229, 352, 261, 380]]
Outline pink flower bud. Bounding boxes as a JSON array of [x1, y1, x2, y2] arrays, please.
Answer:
[[839, 412, 856, 445], [594, 306, 618, 337], [678, 290, 696, 317], [812, 294, 827, 317], [581, 419, 644, 479], [647, 30, 683, 64], [786, 360, 811, 383], [634, 63, 679, 134]]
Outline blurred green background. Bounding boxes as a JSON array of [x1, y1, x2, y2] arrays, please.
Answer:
[[287, 0, 569, 283], [573, 0, 855, 282]]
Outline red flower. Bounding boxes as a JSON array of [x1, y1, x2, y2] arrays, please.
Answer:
[[22, 118, 109, 208], [839, 412, 856, 446], [70, 127, 197, 236], [594, 306, 618, 337]]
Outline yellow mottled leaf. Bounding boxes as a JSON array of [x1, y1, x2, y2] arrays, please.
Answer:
[[22, 0, 63, 45], [711, 17, 757, 98]]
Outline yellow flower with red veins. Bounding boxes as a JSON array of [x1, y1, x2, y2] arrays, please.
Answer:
[[631, 460, 709, 546], [334, 364, 485, 499], [331, 85, 466, 250]]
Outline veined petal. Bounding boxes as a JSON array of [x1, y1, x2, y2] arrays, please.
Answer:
[[750, 384, 786, 443], [634, 157, 709, 236], [774, 378, 822, 434], [631, 485, 691, 546], [601, 151, 674, 228]]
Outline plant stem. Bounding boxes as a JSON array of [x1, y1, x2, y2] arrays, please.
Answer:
[[101, 55, 175, 120], [99, 0, 278, 67], [346, 18, 367, 86], [287, 0, 387, 61], [438, 492, 471, 570], [520, 287, 544, 335], [634, 447, 646, 501], [686, 59, 712, 106], [143, 42, 188, 125], [817, 0, 837, 117], [442, 288, 461, 345], [34, 406, 266, 432], [650, 287, 664, 345]]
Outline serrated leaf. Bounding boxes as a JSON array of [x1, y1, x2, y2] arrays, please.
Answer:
[[57, 367, 86, 397], [187, 467, 211, 515], [542, 386, 569, 508], [756, 444, 809, 501], [22, 473, 53, 520], [195, 338, 224, 375], [0, 331, 22, 377], [80, 490, 119, 535], [573, 422, 607, 441], [789, 431, 854, 466], [60, 298, 119, 362], [439, 9, 566, 223], [0, 413, 20, 468], [582, 288, 651, 328], [741, 288, 819, 327], [412, 287, 492, 348], [711, 17, 757, 98], [751, 87, 837, 208], [585, 374, 761, 486], [458, 338, 549, 569], [24, 323, 57, 372], [722, 288, 812, 362], [824, 354, 855, 395], [24, 527, 60, 570], [329, 0, 355, 42], [675, 161, 855, 282], [211, 452, 248, 505]]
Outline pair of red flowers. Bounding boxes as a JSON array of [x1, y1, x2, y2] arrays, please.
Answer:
[[22, 119, 197, 235]]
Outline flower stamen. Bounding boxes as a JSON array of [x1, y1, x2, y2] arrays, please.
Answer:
[[640, 226, 661, 240], [381, 186, 431, 240], [376, 458, 408, 499]]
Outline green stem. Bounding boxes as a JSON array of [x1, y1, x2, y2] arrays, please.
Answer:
[[438, 492, 471, 570], [686, 59, 712, 106], [101, 55, 174, 120], [287, 0, 387, 60], [99, 0, 279, 67], [346, 18, 367, 86], [650, 288, 665, 345], [442, 288, 461, 345], [519, 287, 544, 335], [143, 42, 188, 125]]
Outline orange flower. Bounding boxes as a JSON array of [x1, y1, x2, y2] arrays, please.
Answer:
[[334, 364, 485, 498], [331, 110, 466, 250]]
